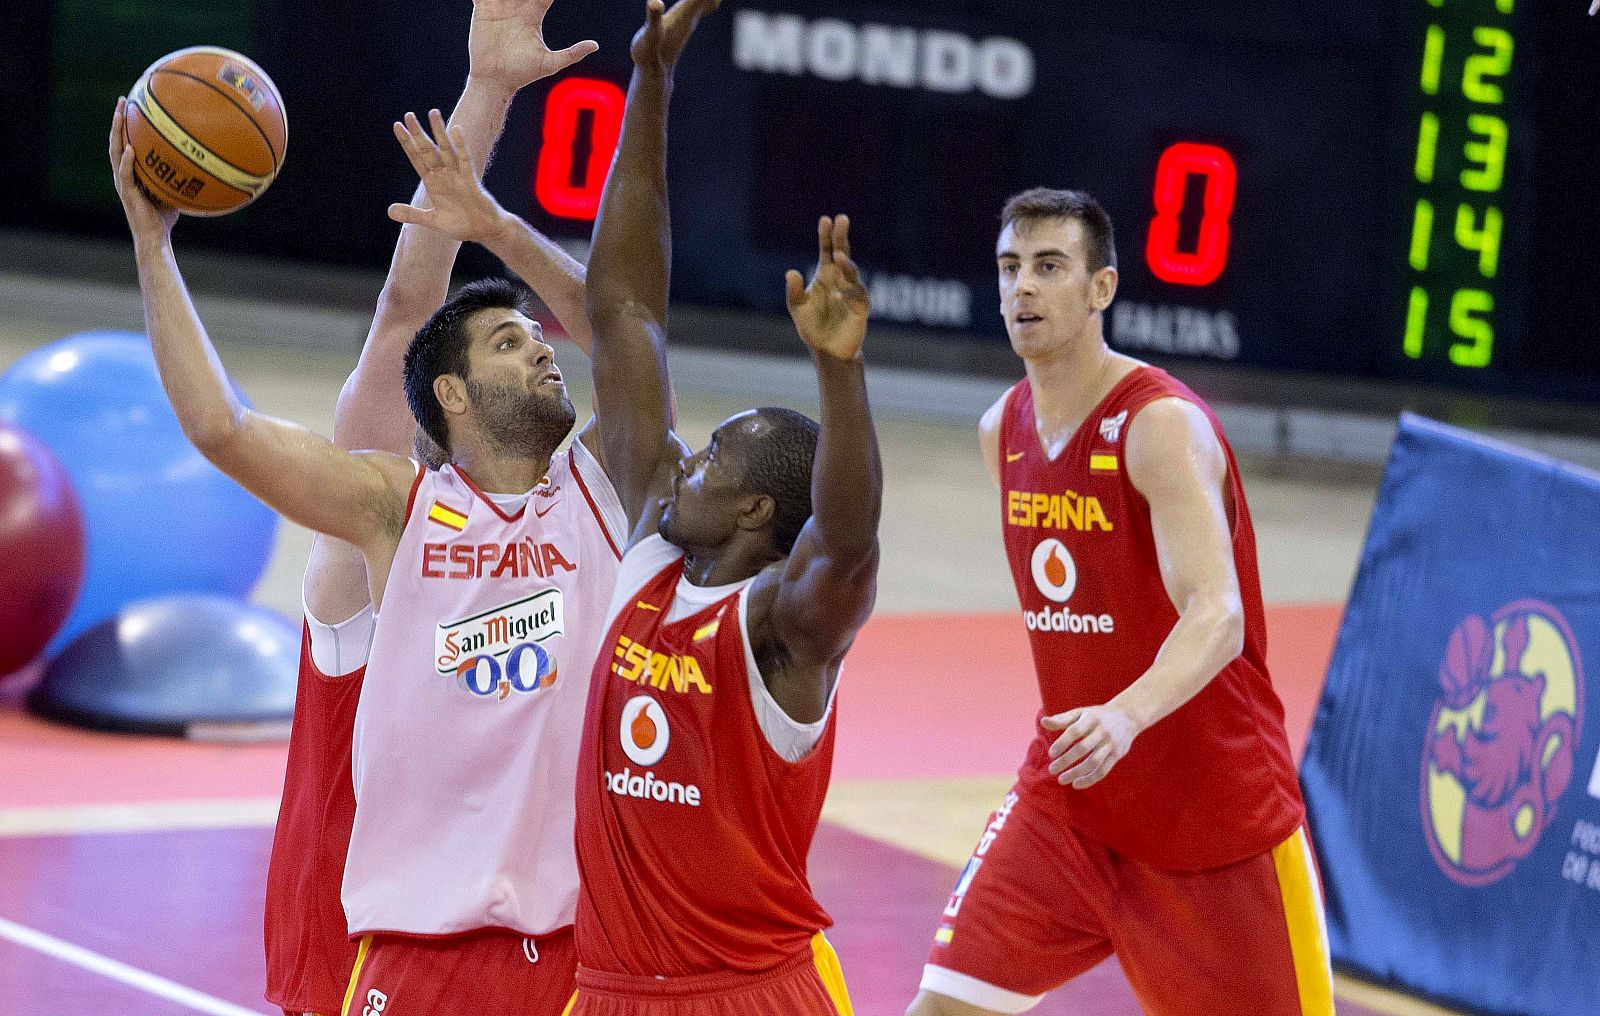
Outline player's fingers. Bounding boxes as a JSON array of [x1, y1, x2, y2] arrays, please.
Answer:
[[646, 0, 665, 33], [1062, 744, 1112, 787], [553, 40, 600, 70], [785, 269, 806, 309], [817, 215, 834, 267], [428, 109, 453, 164], [387, 202, 431, 227], [447, 124, 471, 171], [833, 214, 851, 259], [1040, 708, 1079, 732], [1049, 737, 1095, 776], [110, 97, 126, 163]]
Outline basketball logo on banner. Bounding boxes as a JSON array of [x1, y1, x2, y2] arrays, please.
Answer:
[[1421, 600, 1584, 887]]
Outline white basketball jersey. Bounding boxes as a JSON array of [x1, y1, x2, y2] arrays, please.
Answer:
[[343, 441, 625, 937]]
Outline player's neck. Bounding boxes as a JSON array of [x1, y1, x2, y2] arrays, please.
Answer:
[[681, 542, 779, 589], [449, 442, 553, 495], [1023, 327, 1131, 435]]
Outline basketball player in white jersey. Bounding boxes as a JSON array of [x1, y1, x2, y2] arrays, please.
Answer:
[[108, 22, 632, 1016], [259, 3, 600, 1014]]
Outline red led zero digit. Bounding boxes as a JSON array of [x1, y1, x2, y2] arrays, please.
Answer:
[[533, 77, 625, 220], [1145, 142, 1238, 287]]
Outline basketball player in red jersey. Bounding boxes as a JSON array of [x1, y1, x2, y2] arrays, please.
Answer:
[[257, 4, 599, 1015], [578, 1, 877, 1012], [907, 189, 1335, 1016]]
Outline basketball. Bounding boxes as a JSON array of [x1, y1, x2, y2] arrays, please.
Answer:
[[123, 46, 286, 216]]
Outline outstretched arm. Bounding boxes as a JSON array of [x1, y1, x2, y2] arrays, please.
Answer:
[[111, 101, 415, 557], [762, 215, 882, 718], [386, 110, 594, 352], [585, 0, 719, 524]]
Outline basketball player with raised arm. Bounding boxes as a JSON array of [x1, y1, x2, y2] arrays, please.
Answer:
[[255, 4, 598, 1014], [109, 30, 630, 1016], [907, 190, 1334, 1016], [577, 1, 878, 1011]]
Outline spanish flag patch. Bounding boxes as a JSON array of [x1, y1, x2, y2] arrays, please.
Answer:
[[1089, 453, 1119, 473], [428, 501, 468, 531]]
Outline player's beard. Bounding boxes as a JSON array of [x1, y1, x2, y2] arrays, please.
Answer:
[[466, 375, 576, 461]]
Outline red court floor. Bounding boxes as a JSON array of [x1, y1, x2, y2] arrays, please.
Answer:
[[0, 605, 1380, 1016]]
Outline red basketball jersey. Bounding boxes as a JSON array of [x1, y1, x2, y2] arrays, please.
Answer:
[[263, 623, 362, 1015], [1000, 366, 1303, 870], [575, 539, 835, 977]]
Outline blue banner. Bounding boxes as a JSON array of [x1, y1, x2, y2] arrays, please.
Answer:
[[1303, 414, 1600, 1016]]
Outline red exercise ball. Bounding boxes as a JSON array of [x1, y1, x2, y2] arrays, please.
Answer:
[[0, 424, 86, 677]]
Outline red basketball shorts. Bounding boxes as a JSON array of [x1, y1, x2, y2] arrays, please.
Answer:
[[921, 786, 1334, 1016], [340, 926, 576, 1016], [564, 934, 852, 1016]]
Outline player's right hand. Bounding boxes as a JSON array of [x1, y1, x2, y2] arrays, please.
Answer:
[[387, 109, 514, 245], [109, 98, 179, 242], [630, 0, 722, 75]]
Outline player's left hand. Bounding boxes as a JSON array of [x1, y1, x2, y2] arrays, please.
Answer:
[[468, 0, 599, 92], [1043, 705, 1140, 789], [786, 215, 870, 362], [387, 109, 513, 244]]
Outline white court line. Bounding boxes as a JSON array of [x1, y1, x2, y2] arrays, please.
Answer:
[[0, 798, 279, 838], [0, 915, 271, 1016]]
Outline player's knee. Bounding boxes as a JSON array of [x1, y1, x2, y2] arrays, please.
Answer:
[[907, 989, 998, 1016]]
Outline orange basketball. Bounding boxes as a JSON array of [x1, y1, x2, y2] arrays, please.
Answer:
[[124, 46, 287, 216]]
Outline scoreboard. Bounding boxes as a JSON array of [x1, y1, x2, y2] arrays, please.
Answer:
[[12, 1, 1600, 402]]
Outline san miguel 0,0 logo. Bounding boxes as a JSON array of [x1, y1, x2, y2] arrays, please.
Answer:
[[436, 590, 564, 700]]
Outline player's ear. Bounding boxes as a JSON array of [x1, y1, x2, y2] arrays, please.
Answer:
[[434, 373, 469, 418], [739, 492, 776, 533], [1091, 265, 1119, 313]]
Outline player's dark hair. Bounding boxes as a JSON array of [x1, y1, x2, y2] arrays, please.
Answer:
[[742, 407, 821, 556], [403, 277, 531, 455], [1000, 188, 1118, 273]]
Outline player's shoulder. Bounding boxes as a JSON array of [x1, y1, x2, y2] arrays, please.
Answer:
[[979, 380, 1026, 436], [1125, 396, 1225, 489]]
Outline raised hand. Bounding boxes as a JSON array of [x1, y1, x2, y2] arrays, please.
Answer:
[[786, 215, 871, 362], [630, 0, 722, 74], [109, 97, 179, 241], [468, 0, 598, 91], [386, 109, 513, 244]]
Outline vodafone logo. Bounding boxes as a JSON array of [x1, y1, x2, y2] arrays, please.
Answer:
[[620, 695, 670, 766], [1031, 539, 1077, 603]]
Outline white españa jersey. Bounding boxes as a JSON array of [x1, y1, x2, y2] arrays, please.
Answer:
[[343, 441, 625, 937]]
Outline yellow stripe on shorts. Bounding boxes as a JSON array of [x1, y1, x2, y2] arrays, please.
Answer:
[[1271, 827, 1335, 1016], [340, 936, 373, 1016], [560, 990, 579, 1016], [811, 933, 854, 1016]]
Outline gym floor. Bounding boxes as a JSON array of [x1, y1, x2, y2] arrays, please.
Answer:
[[0, 309, 1456, 1015]]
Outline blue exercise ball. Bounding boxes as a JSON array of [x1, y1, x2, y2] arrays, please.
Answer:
[[0, 331, 279, 653], [30, 594, 298, 738]]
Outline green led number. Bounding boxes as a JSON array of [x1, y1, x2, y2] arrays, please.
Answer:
[[1409, 200, 1435, 271], [1403, 5, 1515, 372], [1455, 204, 1502, 278], [1463, 27, 1513, 104], [1461, 114, 1507, 191], [1449, 290, 1494, 367], [1415, 112, 1440, 183], [1420, 24, 1447, 95], [1405, 287, 1430, 359]]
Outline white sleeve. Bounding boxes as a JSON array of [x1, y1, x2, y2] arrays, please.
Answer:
[[303, 596, 377, 678], [602, 534, 686, 625], [737, 587, 836, 763]]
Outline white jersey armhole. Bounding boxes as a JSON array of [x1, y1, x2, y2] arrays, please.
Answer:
[[603, 533, 686, 624], [737, 587, 836, 763], [303, 593, 376, 678], [569, 435, 629, 553]]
